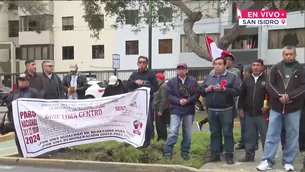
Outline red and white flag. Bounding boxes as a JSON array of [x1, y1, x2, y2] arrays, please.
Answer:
[[205, 36, 231, 61]]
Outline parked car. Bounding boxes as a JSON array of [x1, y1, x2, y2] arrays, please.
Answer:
[[85, 80, 107, 98], [0, 87, 11, 106]]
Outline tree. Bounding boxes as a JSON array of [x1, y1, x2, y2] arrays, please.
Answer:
[[82, 0, 293, 62], [0, 0, 49, 33]]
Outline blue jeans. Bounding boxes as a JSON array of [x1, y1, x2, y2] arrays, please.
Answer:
[[239, 116, 246, 145], [208, 109, 234, 157], [144, 99, 154, 145], [262, 109, 300, 165], [164, 114, 194, 155]]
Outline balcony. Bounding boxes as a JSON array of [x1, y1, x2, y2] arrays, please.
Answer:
[[19, 31, 54, 45]]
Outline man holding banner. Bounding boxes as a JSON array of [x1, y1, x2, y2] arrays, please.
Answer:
[[127, 56, 158, 148]]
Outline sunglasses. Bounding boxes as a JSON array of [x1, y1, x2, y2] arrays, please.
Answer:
[[46, 65, 54, 67]]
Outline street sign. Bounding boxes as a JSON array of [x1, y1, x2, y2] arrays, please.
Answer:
[[112, 54, 120, 69]]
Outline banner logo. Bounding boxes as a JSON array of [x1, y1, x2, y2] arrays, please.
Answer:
[[238, 9, 287, 26]]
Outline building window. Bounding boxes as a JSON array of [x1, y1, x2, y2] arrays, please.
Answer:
[[92, 45, 104, 59], [158, 7, 173, 23], [62, 17, 74, 31], [268, 28, 305, 49], [16, 48, 21, 60], [62, 46, 74, 60], [125, 41, 139, 55], [159, 39, 173, 54], [20, 45, 54, 60], [125, 10, 138, 25], [8, 20, 19, 37], [180, 34, 219, 52], [232, 35, 258, 49], [20, 15, 53, 32]]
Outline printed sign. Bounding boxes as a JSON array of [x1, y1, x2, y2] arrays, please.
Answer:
[[238, 9, 287, 26], [12, 87, 150, 158], [112, 54, 120, 69]]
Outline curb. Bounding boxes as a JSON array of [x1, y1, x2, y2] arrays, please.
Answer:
[[0, 132, 14, 142], [0, 156, 203, 172]]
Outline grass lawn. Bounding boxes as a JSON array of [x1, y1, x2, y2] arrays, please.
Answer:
[[52, 131, 241, 169]]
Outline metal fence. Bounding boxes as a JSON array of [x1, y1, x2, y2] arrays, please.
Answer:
[[0, 67, 214, 88]]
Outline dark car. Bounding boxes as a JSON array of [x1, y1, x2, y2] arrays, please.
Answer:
[[0, 87, 12, 106]]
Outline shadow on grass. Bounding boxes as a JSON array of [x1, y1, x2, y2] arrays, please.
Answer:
[[46, 131, 241, 169]]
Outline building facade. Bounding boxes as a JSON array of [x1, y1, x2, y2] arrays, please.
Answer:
[[0, 1, 116, 74]]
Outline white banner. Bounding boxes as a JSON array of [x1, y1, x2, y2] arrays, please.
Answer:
[[12, 87, 150, 158]]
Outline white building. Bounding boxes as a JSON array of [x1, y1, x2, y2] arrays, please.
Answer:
[[0, 1, 116, 74], [115, 1, 305, 70]]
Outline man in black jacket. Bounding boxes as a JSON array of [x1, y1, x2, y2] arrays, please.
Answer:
[[127, 56, 158, 148], [257, 46, 305, 171], [238, 59, 269, 162], [102, 75, 127, 97], [62, 64, 88, 99], [7, 73, 39, 157]]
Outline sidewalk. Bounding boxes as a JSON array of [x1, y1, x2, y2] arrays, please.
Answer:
[[0, 140, 17, 156], [200, 145, 304, 172]]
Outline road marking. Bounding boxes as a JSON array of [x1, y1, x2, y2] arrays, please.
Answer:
[[0, 165, 15, 169], [0, 147, 16, 151]]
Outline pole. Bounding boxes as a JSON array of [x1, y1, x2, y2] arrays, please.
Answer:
[[114, 69, 117, 76], [148, 0, 152, 69]]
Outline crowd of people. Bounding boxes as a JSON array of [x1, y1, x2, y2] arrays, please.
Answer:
[[1, 45, 305, 172]]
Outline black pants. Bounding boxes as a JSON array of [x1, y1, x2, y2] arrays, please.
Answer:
[[14, 132, 23, 157], [156, 109, 170, 141]]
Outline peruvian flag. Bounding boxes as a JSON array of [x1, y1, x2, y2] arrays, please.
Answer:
[[205, 36, 231, 61], [236, 3, 242, 18]]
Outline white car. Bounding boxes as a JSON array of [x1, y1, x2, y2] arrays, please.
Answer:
[[85, 80, 107, 98]]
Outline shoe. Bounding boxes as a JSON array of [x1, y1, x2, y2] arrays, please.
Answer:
[[257, 160, 272, 171], [197, 122, 203, 131], [181, 154, 190, 161], [225, 156, 234, 165], [283, 164, 294, 171], [205, 156, 221, 163], [164, 154, 172, 160], [235, 144, 245, 150], [238, 156, 254, 162]]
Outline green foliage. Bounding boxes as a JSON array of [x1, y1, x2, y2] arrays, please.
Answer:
[[51, 131, 241, 169]]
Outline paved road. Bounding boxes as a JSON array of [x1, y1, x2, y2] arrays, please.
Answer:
[[0, 140, 17, 156], [0, 165, 119, 172]]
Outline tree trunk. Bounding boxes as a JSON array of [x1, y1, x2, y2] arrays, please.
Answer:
[[170, 0, 271, 61]]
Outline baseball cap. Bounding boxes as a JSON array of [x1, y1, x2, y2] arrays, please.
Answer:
[[156, 73, 165, 80], [108, 75, 118, 85], [69, 64, 78, 71], [17, 73, 29, 81], [177, 62, 187, 69]]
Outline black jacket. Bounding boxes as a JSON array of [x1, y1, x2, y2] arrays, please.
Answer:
[[37, 73, 66, 99], [238, 73, 268, 116], [102, 80, 128, 97], [62, 73, 88, 99], [127, 69, 158, 96], [7, 87, 39, 123], [267, 61, 305, 114]]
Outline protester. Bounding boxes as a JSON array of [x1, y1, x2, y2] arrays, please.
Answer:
[[163, 62, 200, 160], [127, 56, 158, 148], [153, 73, 169, 141], [257, 46, 305, 171], [242, 65, 252, 79], [102, 75, 128, 97], [37, 61, 65, 99], [238, 59, 269, 162], [24, 60, 40, 90], [62, 64, 88, 99], [202, 57, 241, 164], [7, 73, 39, 157]]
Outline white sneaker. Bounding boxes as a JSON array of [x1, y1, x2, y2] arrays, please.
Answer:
[[283, 164, 294, 171], [257, 160, 272, 171]]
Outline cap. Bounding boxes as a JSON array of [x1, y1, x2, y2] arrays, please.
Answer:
[[108, 75, 118, 85], [156, 73, 165, 80], [177, 62, 187, 69], [69, 64, 78, 71], [18, 73, 29, 80]]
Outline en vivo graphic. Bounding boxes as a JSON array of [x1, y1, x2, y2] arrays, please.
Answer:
[[236, 4, 287, 26]]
